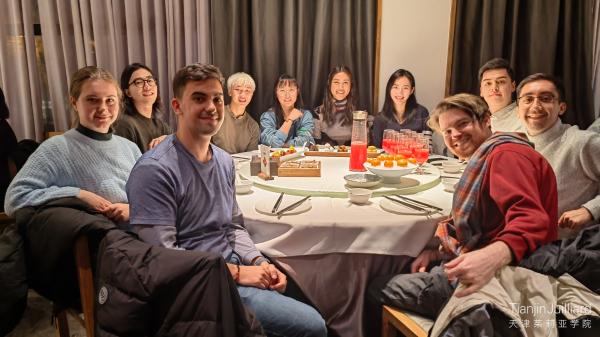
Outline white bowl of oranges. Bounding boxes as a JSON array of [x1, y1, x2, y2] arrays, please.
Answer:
[[363, 154, 417, 183]]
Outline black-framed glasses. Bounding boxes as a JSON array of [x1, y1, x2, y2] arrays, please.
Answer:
[[517, 93, 556, 105], [129, 77, 157, 88]]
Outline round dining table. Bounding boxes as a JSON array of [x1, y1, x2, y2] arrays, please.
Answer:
[[234, 152, 455, 336]]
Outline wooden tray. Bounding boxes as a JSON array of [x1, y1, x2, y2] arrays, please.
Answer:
[[278, 160, 321, 177], [304, 151, 380, 158]]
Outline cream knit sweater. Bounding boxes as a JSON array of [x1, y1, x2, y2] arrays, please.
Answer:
[[528, 120, 600, 224]]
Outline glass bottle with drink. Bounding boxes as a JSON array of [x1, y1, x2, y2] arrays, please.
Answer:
[[349, 110, 368, 171]]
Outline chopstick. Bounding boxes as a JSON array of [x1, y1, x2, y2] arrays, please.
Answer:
[[383, 196, 429, 213], [271, 192, 284, 213], [395, 195, 444, 211], [276, 195, 311, 218]]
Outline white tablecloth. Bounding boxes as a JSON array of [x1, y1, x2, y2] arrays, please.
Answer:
[[234, 154, 454, 336]]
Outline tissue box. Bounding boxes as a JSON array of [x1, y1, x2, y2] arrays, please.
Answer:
[[250, 155, 279, 176]]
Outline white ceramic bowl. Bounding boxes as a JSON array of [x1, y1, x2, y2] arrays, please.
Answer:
[[363, 162, 417, 182], [441, 177, 459, 192], [235, 179, 253, 194], [343, 173, 382, 188], [442, 161, 462, 173], [347, 188, 373, 204]]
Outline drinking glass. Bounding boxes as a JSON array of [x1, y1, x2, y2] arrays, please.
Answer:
[[382, 129, 394, 154], [414, 137, 430, 174]]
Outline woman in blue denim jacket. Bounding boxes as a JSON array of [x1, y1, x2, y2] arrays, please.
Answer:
[[260, 74, 314, 147]]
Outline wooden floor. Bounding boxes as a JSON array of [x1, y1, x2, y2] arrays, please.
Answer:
[[7, 291, 86, 337]]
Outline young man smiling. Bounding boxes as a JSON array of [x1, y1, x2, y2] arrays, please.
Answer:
[[478, 58, 525, 133], [517, 73, 600, 234], [368, 93, 557, 326], [126, 63, 327, 337], [212, 72, 260, 154]]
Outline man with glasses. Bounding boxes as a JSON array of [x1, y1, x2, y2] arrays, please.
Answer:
[[212, 72, 260, 154], [517, 73, 600, 234], [478, 58, 525, 133], [367, 94, 557, 331]]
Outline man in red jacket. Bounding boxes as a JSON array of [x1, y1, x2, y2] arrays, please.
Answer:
[[368, 93, 558, 321]]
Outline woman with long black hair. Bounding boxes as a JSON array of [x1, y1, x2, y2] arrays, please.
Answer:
[[372, 69, 429, 147]]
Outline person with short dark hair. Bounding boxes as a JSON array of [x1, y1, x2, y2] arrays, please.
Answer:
[[259, 74, 315, 147], [126, 63, 327, 337], [313, 65, 357, 145], [372, 69, 430, 148], [517, 73, 600, 234], [113, 63, 172, 152], [212, 72, 260, 153], [478, 58, 525, 132], [368, 93, 557, 328]]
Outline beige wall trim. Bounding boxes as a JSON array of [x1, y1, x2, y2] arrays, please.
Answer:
[[445, 0, 458, 97]]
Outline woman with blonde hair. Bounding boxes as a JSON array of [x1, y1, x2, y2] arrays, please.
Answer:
[[5, 66, 141, 222]]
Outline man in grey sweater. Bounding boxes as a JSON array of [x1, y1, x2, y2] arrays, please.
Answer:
[[478, 58, 525, 133], [517, 73, 600, 234]]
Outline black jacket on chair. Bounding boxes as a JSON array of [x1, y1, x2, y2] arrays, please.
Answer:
[[12, 197, 264, 337], [95, 229, 264, 337]]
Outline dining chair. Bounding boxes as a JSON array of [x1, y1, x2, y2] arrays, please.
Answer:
[[55, 234, 95, 337], [381, 305, 431, 337]]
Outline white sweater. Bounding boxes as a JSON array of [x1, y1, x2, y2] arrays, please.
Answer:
[[528, 120, 600, 224], [490, 102, 526, 133], [4, 129, 141, 215]]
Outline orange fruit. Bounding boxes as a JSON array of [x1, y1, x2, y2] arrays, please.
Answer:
[[384, 160, 394, 168], [408, 157, 417, 164], [394, 154, 405, 160], [396, 159, 408, 167], [371, 159, 381, 166]]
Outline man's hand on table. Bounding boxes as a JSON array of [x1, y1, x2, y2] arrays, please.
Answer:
[[444, 241, 512, 298]]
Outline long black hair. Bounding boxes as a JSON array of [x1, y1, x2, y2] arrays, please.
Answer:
[[380, 69, 419, 122], [120, 63, 163, 118], [320, 65, 356, 126], [272, 74, 304, 128]]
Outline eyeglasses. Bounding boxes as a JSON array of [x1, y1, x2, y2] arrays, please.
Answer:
[[518, 94, 556, 106], [129, 77, 157, 88]]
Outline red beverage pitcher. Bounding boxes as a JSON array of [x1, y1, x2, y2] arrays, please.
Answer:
[[349, 110, 368, 171]]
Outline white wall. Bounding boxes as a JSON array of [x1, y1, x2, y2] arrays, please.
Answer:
[[378, 0, 452, 113]]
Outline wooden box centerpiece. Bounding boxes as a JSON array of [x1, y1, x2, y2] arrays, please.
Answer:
[[278, 160, 321, 177]]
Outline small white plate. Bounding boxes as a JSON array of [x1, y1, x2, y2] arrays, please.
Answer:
[[344, 173, 382, 188], [255, 196, 312, 216], [379, 198, 430, 216]]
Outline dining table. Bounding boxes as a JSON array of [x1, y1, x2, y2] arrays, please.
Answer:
[[234, 151, 456, 337]]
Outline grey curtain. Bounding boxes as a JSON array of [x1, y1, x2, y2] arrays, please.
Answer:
[[593, 0, 600, 119], [210, 0, 376, 120], [0, 0, 44, 140], [37, 0, 212, 131], [449, 0, 595, 128]]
